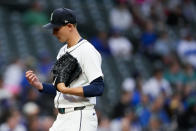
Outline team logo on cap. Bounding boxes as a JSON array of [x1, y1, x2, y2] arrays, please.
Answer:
[[64, 20, 68, 24], [50, 12, 53, 21]]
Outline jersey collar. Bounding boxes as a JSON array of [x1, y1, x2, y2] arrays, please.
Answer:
[[65, 38, 84, 53]]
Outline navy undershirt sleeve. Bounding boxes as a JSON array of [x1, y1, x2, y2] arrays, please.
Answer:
[[83, 76, 104, 97], [39, 83, 56, 95]]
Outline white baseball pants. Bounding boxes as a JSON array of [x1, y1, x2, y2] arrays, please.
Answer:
[[49, 109, 98, 131]]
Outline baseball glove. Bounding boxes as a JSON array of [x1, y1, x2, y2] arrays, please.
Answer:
[[52, 52, 82, 87]]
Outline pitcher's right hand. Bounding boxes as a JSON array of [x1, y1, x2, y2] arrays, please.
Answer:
[[25, 70, 43, 90]]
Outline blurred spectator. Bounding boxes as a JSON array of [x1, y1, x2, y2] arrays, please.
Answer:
[[177, 96, 196, 130], [149, 0, 166, 23], [181, 84, 195, 110], [163, 60, 185, 89], [122, 77, 135, 93], [97, 116, 111, 131], [123, 77, 141, 107], [27, 115, 40, 131], [23, 56, 37, 71], [161, 53, 177, 68], [111, 85, 133, 119], [3, 58, 24, 96], [121, 109, 141, 131], [109, 0, 133, 32], [138, 95, 170, 129], [37, 51, 53, 82], [182, 0, 196, 23], [147, 115, 163, 131], [140, 20, 157, 55], [167, 0, 182, 10], [0, 109, 26, 131], [0, 75, 13, 124], [131, 0, 153, 19], [131, 0, 153, 5], [128, 1, 145, 27], [108, 29, 133, 59], [22, 102, 40, 131], [166, 5, 187, 27], [142, 68, 172, 99], [110, 108, 141, 131], [20, 56, 37, 104], [90, 31, 111, 56], [177, 31, 196, 68], [135, 94, 151, 127], [22, 1, 48, 26], [153, 31, 174, 57], [163, 93, 181, 131], [150, 96, 170, 124], [40, 116, 54, 131], [0, 74, 12, 102], [183, 64, 196, 89], [23, 102, 40, 117], [168, 93, 182, 116]]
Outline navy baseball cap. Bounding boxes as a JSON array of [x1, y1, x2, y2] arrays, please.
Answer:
[[43, 8, 76, 29]]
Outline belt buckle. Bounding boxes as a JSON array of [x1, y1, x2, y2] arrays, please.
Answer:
[[58, 108, 65, 114]]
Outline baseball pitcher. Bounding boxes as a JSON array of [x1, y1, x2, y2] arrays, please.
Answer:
[[26, 8, 104, 131]]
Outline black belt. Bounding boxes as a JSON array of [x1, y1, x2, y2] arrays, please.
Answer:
[[58, 106, 86, 114]]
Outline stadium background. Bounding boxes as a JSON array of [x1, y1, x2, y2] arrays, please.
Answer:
[[0, 0, 196, 130]]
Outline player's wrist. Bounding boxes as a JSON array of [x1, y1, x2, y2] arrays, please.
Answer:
[[36, 83, 43, 90]]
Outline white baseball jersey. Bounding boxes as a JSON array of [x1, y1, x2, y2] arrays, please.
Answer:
[[54, 39, 103, 108]]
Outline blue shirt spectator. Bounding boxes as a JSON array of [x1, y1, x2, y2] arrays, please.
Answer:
[[90, 31, 111, 56]]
